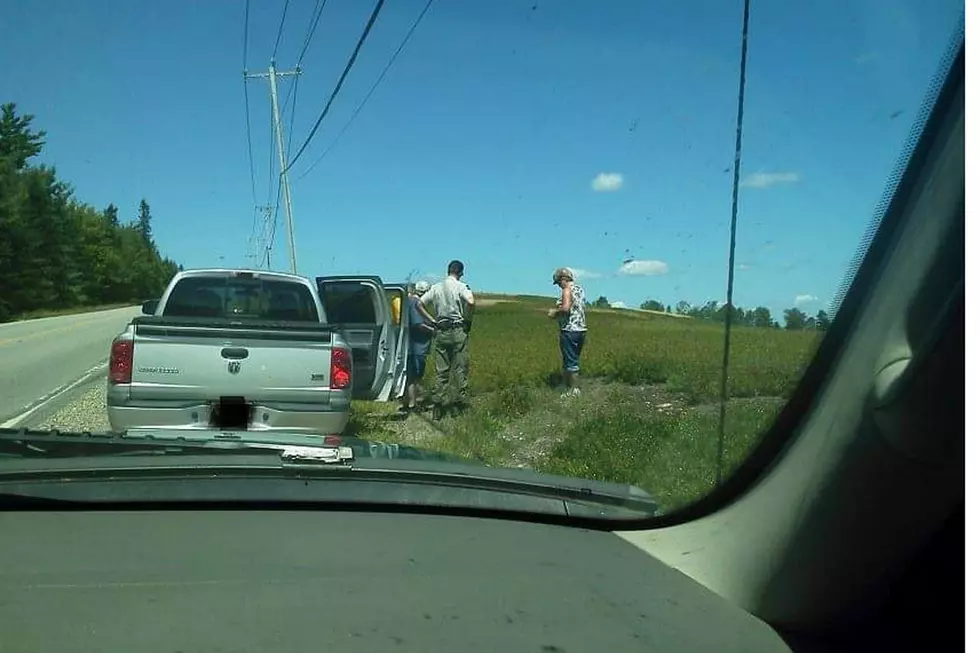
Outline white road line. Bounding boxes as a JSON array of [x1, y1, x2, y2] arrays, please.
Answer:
[[0, 360, 108, 428]]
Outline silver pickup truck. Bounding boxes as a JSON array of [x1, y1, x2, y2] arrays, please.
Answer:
[[107, 269, 359, 436]]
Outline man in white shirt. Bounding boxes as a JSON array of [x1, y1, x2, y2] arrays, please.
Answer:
[[420, 259, 476, 420]]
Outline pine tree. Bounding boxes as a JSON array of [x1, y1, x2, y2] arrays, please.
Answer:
[[137, 199, 153, 245]]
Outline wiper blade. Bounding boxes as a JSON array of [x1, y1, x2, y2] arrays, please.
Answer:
[[0, 427, 353, 464], [0, 429, 659, 514], [343, 463, 661, 514]]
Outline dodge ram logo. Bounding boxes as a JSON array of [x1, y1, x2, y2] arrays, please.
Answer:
[[228, 361, 241, 375]]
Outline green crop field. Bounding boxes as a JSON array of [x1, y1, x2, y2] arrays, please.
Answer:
[[349, 295, 822, 513]]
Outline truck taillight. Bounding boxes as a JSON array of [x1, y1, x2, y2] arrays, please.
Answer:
[[330, 348, 352, 389], [109, 339, 134, 384]]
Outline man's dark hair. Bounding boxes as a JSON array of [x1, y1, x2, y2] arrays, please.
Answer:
[[448, 260, 464, 276]]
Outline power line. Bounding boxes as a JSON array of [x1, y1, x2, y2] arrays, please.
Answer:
[[272, 0, 291, 60], [278, 69, 301, 157], [242, 0, 251, 68], [272, 176, 283, 247], [278, 0, 324, 139], [298, 0, 436, 181], [285, 0, 387, 173], [248, 205, 261, 265], [286, 76, 300, 155], [243, 84, 258, 207], [255, 101, 278, 267], [266, 173, 283, 268], [266, 98, 277, 207], [279, 75, 302, 140], [297, 0, 329, 66], [243, 94, 259, 203], [242, 0, 259, 260], [245, 106, 259, 260], [281, 77, 297, 113]]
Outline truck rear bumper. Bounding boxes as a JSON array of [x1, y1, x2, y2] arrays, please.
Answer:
[[107, 398, 351, 436]]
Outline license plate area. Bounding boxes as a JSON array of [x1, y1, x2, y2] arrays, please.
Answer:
[[209, 396, 253, 430]]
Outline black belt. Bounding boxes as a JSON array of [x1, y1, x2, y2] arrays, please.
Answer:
[[436, 319, 465, 330]]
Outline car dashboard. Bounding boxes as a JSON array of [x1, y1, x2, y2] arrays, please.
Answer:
[[0, 509, 793, 653]]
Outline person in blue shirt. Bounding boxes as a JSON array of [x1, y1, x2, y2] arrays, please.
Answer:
[[400, 280, 436, 413]]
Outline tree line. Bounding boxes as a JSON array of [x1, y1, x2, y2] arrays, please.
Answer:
[[0, 103, 180, 322], [589, 295, 829, 331]]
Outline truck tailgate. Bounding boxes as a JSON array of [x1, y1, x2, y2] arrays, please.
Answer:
[[128, 319, 335, 405]]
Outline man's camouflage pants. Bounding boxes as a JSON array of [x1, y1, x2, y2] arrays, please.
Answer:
[[431, 325, 469, 408]]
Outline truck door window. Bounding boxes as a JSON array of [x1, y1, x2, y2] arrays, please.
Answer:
[[321, 284, 378, 324]]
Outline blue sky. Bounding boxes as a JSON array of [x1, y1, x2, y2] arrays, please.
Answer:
[[1, 0, 963, 315]]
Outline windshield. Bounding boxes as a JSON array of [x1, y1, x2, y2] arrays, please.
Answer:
[[0, 0, 963, 517]]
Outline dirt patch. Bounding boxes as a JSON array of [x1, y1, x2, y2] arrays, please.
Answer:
[[346, 400, 447, 447], [631, 308, 692, 319], [500, 381, 691, 469], [475, 298, 516, 306], [589, 307, 691, 319], [350, 380, 695, 469], [687, 395, 787, 417]]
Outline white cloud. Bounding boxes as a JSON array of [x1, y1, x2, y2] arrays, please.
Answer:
[[610, 301, 628, 309], [742, 171, 800, 189], [618, 259, 669, 276], [568, 267, 602, 280], [795, 293, 818, 306], [736, 263, 752, 271], [591, 172, 624, 192]]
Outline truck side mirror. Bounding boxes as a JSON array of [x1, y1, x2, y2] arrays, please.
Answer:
[[141, 299, 159, 315]]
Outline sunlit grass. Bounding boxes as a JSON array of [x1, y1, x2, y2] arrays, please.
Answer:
[[352, 295, 821, 512], [449, 297, 817, 401], [540, 397, 785, 512]]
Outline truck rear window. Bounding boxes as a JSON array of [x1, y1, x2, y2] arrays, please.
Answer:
[[163, 276, 320, 322]]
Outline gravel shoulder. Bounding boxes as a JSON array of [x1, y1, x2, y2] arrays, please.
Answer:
[[23, 379, 110, 432]]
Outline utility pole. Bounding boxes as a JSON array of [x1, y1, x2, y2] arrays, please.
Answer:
[[245, 61, 301, 275]]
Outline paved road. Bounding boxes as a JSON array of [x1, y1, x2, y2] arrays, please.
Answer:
[[0, 306, 140, 426]]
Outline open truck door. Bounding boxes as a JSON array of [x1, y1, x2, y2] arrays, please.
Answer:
[[384, 283, 411, 400], [316, 276, 405, 401]]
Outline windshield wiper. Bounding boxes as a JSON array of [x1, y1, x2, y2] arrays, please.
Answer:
[[0, 428, 660, 516], [0, 427, 354, 464]]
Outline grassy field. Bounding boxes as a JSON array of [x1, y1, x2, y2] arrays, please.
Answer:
[[348, 295, 821, 513]]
